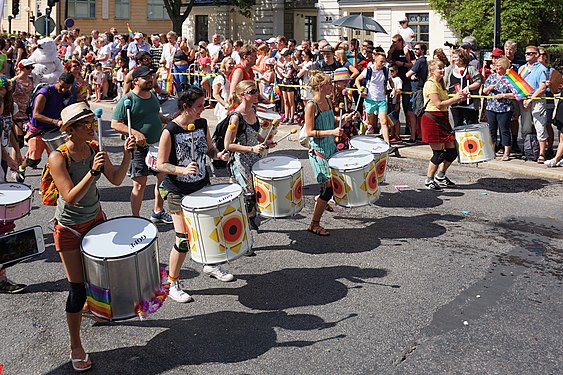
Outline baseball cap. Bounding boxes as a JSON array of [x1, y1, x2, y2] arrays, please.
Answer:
[[132, 65, 156, 79], [491, 48, 504, 58], [266, 37, 277, 44], [134, 32, 144, 39], [399, 16, 408, 22], [18, 59, 34, 70], [254, 38, 264, 45]]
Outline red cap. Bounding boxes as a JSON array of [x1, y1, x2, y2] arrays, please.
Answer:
[[491, 48, 504, 58]]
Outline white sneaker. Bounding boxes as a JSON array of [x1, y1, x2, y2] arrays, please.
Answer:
[[203, 265, 234, 282], [544, 158, 561, 167], [168, 281, 193, 303]]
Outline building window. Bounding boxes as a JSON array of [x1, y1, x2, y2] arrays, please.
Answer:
[[3, 1, 7, 19], [195, 15, 209, 44], [68, 0, 96, 19], [148, 0, 168, 20], [115, 0, 130, 19], [406, 13, 429, 43], [304, 16, 317, 42]]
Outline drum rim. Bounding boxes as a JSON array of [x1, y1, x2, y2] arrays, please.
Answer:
[[349, 136, 390, 154], [0, 183, 33, 204], [181, 183, 243, 210], [251, 155, 302, 178], [80, 216, 158, 259], [252, 167, 302, 181], [455, 123, 489, 132], [328, 149, 374, 171]]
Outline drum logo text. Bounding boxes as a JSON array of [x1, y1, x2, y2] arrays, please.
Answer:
[[130, 235, 147, 248]]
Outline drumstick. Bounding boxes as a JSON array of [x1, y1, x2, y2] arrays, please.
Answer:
[[271, 128, 297, 144], [94, 108, 103, 151], [342, 89, 348, 111], [354, 86, 365, 113], [124, 99, 132, 137], [188, 123, 196, 161], [335, 103, 344, 144]]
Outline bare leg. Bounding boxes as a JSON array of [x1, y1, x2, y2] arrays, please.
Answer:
[[154, 173, 165, 213], [131, 176, 147, 216], [379, 113, 390, 143]]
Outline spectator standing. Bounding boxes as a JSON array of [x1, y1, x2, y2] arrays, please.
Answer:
[[150, 35, 163, 70], [397, 17, 415, 50], [127, 33, 151, 70], [311, 45, 342, 75], [228, 45, 257, 96]]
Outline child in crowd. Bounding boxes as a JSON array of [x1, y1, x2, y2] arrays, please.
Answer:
[[91, 63, 104, 102], [113, 56, 127, 103], [387, 65, 402, 142]]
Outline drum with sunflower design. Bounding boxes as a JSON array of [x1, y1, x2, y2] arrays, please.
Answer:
[[252, 155, 303, 218], [455, 123, 495, 164], [181, 184, 252, 264], [349, 135, 390, 184], [328, 149, 379, 208]]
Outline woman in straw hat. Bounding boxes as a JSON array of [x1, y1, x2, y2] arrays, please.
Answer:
[[49, 102, 136, 371]]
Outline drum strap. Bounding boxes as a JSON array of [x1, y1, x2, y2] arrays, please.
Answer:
[[310, 149, 327, 160]]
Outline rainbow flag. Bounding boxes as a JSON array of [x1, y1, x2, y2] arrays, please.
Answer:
[[126, 23, 135, 38], [85, 283, 112, 320], [501, 68, 534, 101], [165, 66, 174, 93], [387, 113, 399, 128]]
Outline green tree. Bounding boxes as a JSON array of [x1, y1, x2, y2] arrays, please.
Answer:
[[429, 0, 563, 48], [163, 0, 255, 36]]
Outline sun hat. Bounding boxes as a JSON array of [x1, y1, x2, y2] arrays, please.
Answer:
[[491, 48, 504, 57], [320, 44, 335, 53], [332, 67, 351, 82], [399, 16, 408, 22], [60, 102, 94, 132]]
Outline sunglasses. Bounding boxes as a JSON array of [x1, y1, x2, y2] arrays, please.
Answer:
[[77, 120, 98, 130], [23, 66, 33, 70], [244, 89, 259, 95], [413, 47, 421, 50], [539, 53, 547, 56], [525, 52, 537, 56], [71, 64, 81, 68]]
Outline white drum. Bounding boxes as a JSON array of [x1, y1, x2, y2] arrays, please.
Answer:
[[144, 143, 159, 172], [181, 184, 252, 264], [349, 135, 390, 184], [328, 149, 379, 208], [256, 110, 281, 122], [0, 183, 32, 222], [455, 123, 495, 164], [81, 217, 162, 321], [42, 129, 67, 153], [160, 96, 179, 118], [252, 155, 303, 218]]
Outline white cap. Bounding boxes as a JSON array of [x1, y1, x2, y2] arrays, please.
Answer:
[[266, 37, 277, 44], [399, 16, 408, 22], [134, 32, 143, 39]]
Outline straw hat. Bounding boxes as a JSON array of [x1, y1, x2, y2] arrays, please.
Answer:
[[60, 102, 94, 132]]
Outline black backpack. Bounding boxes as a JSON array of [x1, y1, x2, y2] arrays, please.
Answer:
[[25, 83, 51, 117], [211, 111, 245, 168], [360, 66, 388, 88]]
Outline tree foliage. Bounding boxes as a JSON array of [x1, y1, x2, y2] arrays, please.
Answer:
[[429, 0, 563, 49], [163, 0, 255, 36]]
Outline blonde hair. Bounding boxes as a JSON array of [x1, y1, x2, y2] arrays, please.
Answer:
[[227, 80, 256, 108], [428, 59, 446, 90], [308, 70, 331, 92], [335, 49, 347, 63], [220, 57, 235, 73], [496, 56, 511, 70]]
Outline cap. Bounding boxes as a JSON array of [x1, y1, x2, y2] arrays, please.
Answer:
[[320, 44, 335, 53], [254, 38, 264, 45], [265, 58, 276, 65], [134, 32, 144, 39], [280, 48, 290, 56], [333, 67, 351, 82], [491, 48, 504, 57], [60, 102, 94, 132], [399, 16, 408, 22], [18, 59, 34, 70], [266, 37, 277, 44], [132, 65, 156, 79]]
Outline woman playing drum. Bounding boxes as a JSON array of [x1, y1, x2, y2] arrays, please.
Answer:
[[156, 86, 230, 302], [49, 102, 135, 371], [305, 71, 342, 236], [421, 60, 467, 190]]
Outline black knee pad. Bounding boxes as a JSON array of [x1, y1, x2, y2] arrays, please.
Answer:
[[174, 232, 189, 253], [430, 150, 446, 166], [26, 158, 41, 168], [244, 193, 256, 213], [319, 184, 333, 202], [66, 282, 86, 314], [444, 148, 458, 163]]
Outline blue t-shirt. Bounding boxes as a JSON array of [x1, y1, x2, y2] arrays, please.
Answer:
[[409, 56, 428, 91], [518, 62, 548, 92]]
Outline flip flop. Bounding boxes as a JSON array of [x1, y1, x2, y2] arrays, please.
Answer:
[[70, 353, 92, 372]]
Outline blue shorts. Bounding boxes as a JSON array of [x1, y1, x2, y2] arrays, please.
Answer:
[[364, 98, 388, 115]]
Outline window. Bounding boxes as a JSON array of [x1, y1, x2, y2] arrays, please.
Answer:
[[115, 0, 130, 19], [3, 1, 8, 19], [304, 16, 317, 42], [195, 15, 208, 44], [406, 13, 429, 43], [148, 0, 168, 20], [67, 0, 96, 19]]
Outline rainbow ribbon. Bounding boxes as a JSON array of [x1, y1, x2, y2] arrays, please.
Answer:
[[85, 283, 112, 319], [126, 23, 135, 38], [501, 68, 534, 101]]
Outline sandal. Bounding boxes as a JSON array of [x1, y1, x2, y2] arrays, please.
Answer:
[[501, 154, 510, 161], [70, 353, 92, 372], [308, 220, 330, 236], [537, 155, 545, 164]]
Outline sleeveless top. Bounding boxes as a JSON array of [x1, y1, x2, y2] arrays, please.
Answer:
[[229, 64, 253, 83], [308, 99, 337, 158]]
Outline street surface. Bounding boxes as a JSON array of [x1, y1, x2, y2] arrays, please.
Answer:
[[1, 107, 562, 374]]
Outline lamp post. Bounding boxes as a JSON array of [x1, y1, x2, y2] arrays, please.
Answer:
[[8, 15, 13, 35], [25, 6, 31, 34]]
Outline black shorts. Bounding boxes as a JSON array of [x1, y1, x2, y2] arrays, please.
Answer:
[[129, 146, 159, 178]]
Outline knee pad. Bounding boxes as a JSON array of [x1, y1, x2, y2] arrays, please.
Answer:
[[444, 148, 458, 163], [319, 184, 333, 202], [26, 158, 41, 168], [244, 193, 256, 214], [430, 150, 446, 166], [66, 282, 86, 314], [174, 232, 189, 253]]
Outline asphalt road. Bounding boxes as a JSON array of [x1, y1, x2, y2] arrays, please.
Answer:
[[1, 108, 562, 375]]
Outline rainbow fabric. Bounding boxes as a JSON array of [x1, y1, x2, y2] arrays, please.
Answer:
[[387, 113, 399, 128], [85, 283, 112, 319], [501, 68, 534, 101], [165, 67, 174, 93], [126, 23, 135, 38]]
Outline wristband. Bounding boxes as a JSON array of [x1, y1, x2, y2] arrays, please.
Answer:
[[90, 168, 102, 176]]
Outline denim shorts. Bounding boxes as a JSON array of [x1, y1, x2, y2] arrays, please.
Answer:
[[402, 92, 413, 112], [129, 146, 158, 178], [364, 98, 388, 115]]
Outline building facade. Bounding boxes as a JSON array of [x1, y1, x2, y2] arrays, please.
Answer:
[[2, 0, 457, 55]]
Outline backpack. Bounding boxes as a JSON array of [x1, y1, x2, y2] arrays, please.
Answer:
[[360, 66, 388, 89], [40, 141, 99, 205], [523, 133, 540, 161], [25, 83, 51, 117], [412, 89, 429, 117], [298, 100, 323, 148], [211, 111, 245, 168]]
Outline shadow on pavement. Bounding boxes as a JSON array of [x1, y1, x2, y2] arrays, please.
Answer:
[[459, 177, 552, 193], [374, 190, 464, 209]]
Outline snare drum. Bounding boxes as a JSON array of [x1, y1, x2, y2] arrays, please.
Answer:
[[42, 129, 67, 153], [144, 143, 159, 172], [181, 184, 252, 264], [328, 149, 379, 208], [455, 123, 495, 164], [256, 110, 281, 122], [252, 155, 303, 218], [0, 183, 32, 222], [81, 217, 161, 321], [349, 135, 390, 184]]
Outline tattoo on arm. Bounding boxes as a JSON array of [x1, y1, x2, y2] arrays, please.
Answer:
[[162, 163, 178, 174]]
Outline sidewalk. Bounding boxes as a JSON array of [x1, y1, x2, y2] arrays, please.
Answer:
[[92, 100, 563, 181]]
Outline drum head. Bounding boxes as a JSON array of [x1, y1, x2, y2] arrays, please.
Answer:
[[0, 183, 32, 204], [349, 135, 390, 154], [149, 143, 159, 153], [252, 156, 301, 178], [81, 217, 158, 258], [256, 110, 281, 121], [456, 123, 487, 132], [328, 150, 373, 170], [181, 183, 242, 210]]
